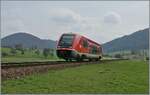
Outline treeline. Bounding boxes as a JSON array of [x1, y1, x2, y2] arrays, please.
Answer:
[[2, 44, 56, 58], [104, 50, 149, 60]]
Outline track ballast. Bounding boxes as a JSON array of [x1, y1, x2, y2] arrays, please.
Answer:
[[1, 59, 127, 80]]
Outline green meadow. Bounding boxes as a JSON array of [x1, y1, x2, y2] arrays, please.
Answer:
[[2, 60, 149, 94], [1, 47, 60, 63]]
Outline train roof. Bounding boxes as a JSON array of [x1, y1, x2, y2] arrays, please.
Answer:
[[62, 33, 101, 46]]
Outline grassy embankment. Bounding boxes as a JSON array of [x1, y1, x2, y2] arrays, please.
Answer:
[[2, 60, 148, 94]]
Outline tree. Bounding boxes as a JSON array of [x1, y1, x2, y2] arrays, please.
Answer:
[[2, 52, 8, 57], [21, 49, 25, 55], [43, 48, 50, 58], [35, 49, 40, 55], [14, 44, 25, 55], [31, 45, 37, 50], [103, 54, 110, 57], [114, 54, 122, 58], [146, 57, 149, 60], [15, 44, 23, 51], [131, 50, 136, 55], [10, 48, 17, 55], [49, 49, 54, 56]]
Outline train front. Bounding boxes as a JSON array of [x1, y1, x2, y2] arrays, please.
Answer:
[[56, 34, 77, 61]]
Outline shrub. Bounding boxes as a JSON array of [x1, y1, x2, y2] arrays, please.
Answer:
[[35, 50, 40, 55], [15, 44, 23, 51], [10, 48, 17, 55], [146, 57, 149, 60], [43, 48, 50, 58], [114, 54, 122, 58], [21, 49, 25, 55], [2, 52, 8, 57]]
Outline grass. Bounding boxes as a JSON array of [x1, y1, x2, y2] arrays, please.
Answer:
[[1, 57, 62, 63], [106, 49, 149, 58], [2, 60, 149, 94], [1, 47, 60, 63]]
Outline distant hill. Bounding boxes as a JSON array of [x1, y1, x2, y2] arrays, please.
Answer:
[[2, 28, 149, 52], [102, 28, 149, 53], [1, 33, 57, 49]]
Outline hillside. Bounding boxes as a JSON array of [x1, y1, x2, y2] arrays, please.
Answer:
[[1, 33, 57, 49], [102, 28, 149, 53], [1, 28, 149, 52]]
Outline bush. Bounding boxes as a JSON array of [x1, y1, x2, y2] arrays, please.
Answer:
[[15, 44, 23, 51], [49, 49, 54, 56], [10, 48, 17, 55], [146, 57, 149, 60], [35, 50, 40, 55], [21, 49, 25, 55], [131, 51, 136, 55], [114, 54, 122, 58], [103, 54, 110, 57], [2, 52, 8, 57], [43, 48, 50, 58]]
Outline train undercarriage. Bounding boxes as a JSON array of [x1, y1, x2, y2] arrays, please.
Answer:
[[56, 50, 102, 61]]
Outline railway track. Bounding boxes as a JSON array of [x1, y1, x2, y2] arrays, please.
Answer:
[[1, 59, 127, 80], [1, 59, 126, 68], [2, 61, 70, 68]]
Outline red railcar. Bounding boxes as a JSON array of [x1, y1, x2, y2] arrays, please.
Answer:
[[56, 33, 102, 61]]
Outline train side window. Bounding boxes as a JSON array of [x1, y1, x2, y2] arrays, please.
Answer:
[[82, 39, 88, 48], [92, 46, 97, 54]]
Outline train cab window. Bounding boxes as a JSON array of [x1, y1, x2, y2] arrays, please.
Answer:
[[82, 39, 88, 48], [59, 34, 74, 47]]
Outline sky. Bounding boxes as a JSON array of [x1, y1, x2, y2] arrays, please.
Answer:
[[1, 1, 149, 44]]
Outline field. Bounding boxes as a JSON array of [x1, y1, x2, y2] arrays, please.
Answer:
[[1, 47, 61, 63], [104, 49, 149, 60], [2, 60, 149, 94]]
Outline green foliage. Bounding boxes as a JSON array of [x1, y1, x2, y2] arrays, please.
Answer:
[[35, 50, 40, 55], [15, 44, 23, 51], [2, 52, 8, 57], [145, 57, 149, 60], [1, 47, 59, 62], [114, 54, 122, 58], [49, 49, 54, 56], [2, 60, 148, 94], [105, 49, 149, 59], [20, 49, 25, 55], [10, 48, 17, 55], [43, 48, 50, 58], [131, 50, 136, 55]]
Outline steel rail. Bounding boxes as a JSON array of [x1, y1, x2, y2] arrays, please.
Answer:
[[1, 59, 127, 69]]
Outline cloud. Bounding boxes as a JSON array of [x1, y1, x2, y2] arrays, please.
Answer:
[[48, 8, 97, 33], [1, 5, 120, 43], [1, 8, 27, 37], [103, 12, 121, 25], [49, 8, 81, 26]]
